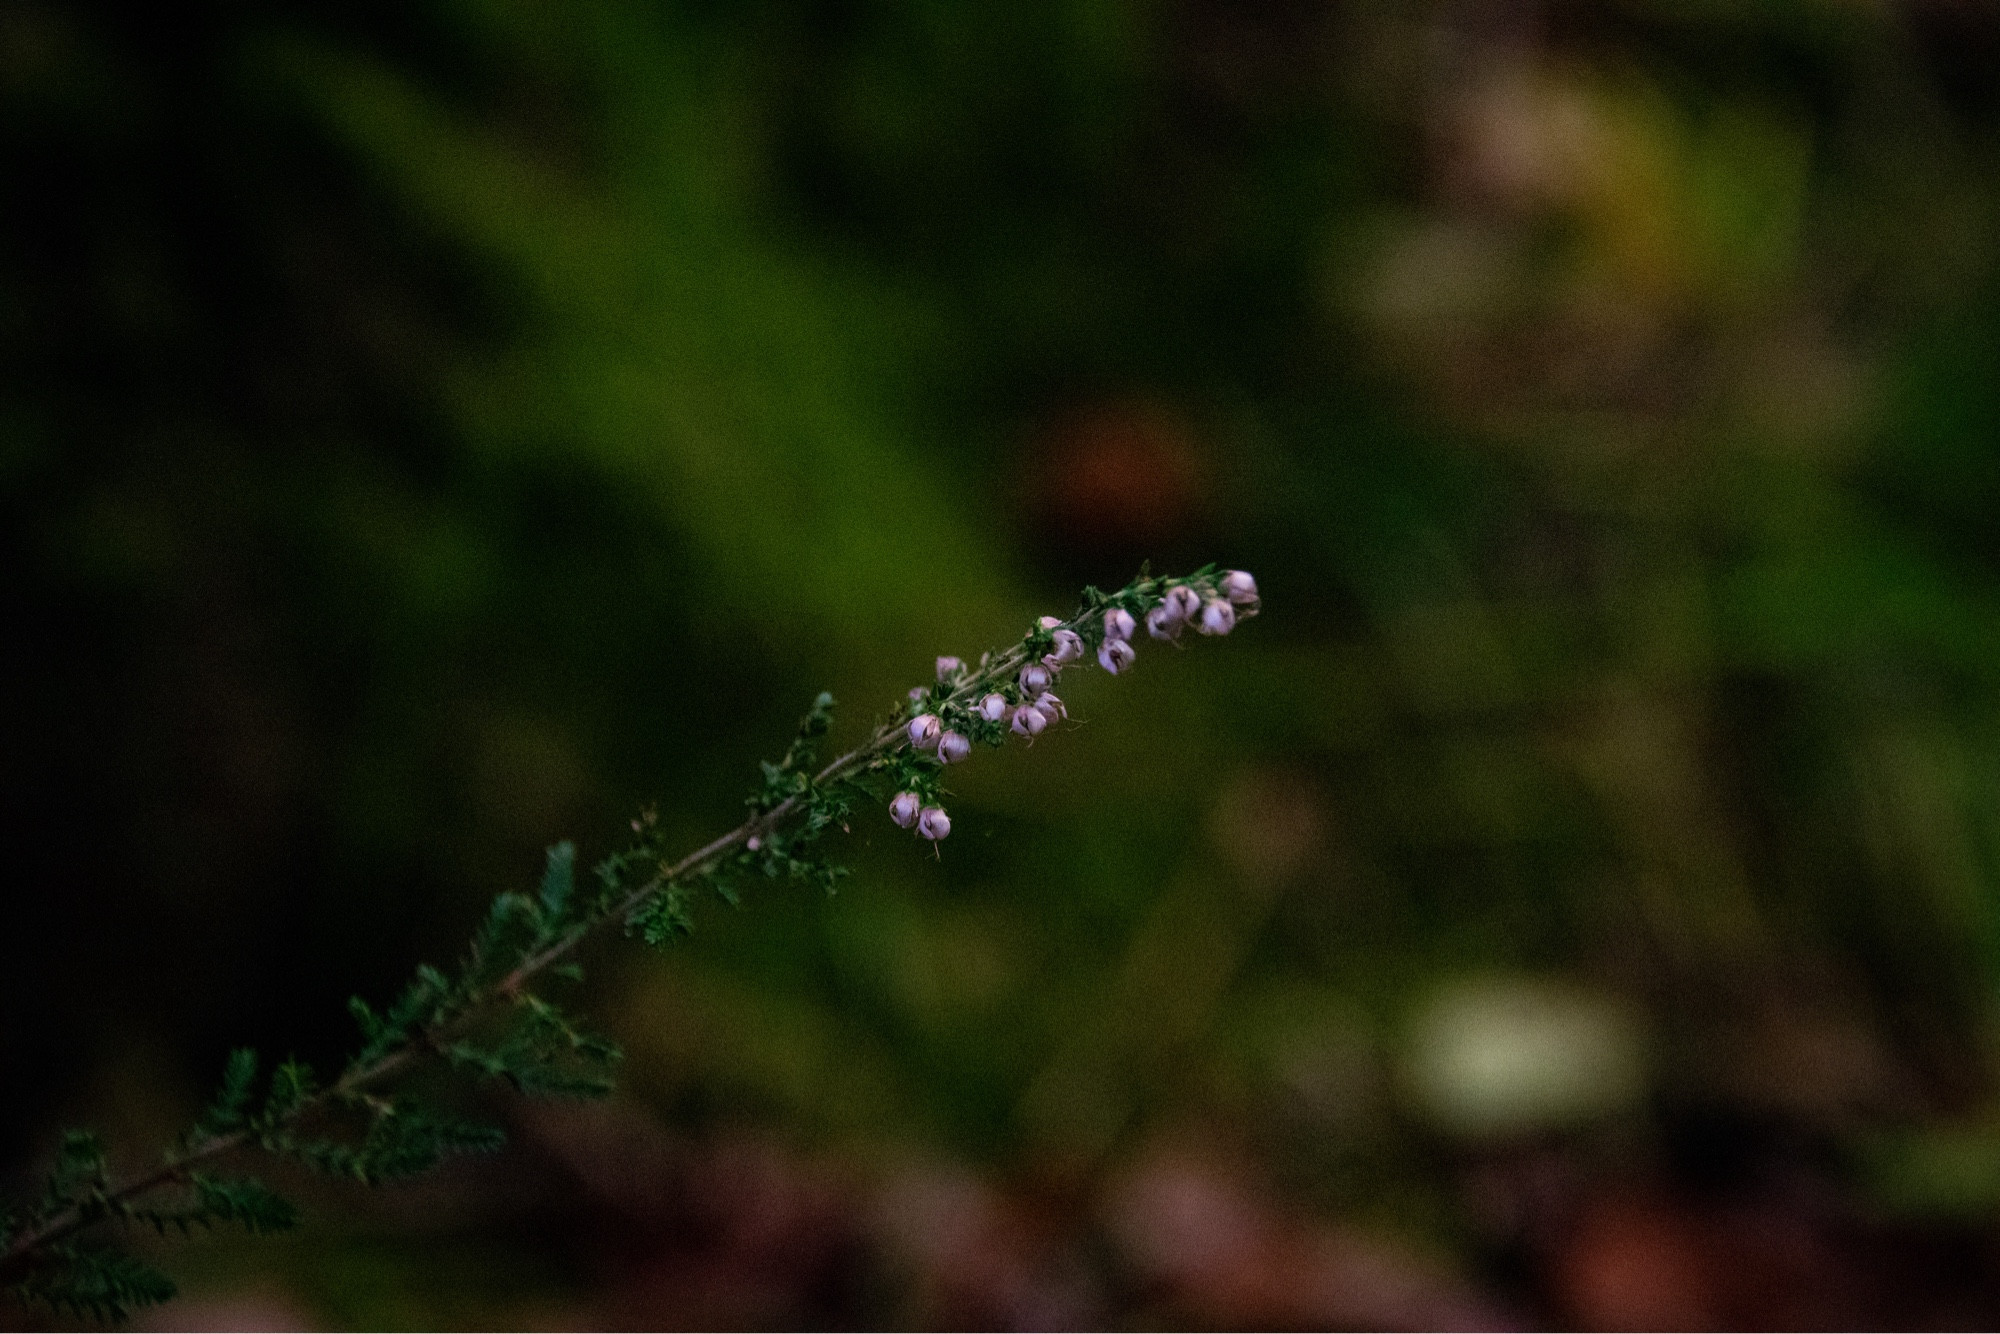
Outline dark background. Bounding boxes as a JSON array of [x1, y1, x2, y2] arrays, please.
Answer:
[[11, 0, 2000, 1326]]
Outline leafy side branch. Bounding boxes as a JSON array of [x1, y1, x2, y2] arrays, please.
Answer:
[[0, 566, 1259, 1322]]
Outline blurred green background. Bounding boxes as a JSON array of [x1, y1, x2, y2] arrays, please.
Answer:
[[10, 0, 2000, 1326]]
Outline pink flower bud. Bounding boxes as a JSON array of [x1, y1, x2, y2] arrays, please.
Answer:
[[937, 730, 971, 764], [1197, 598, 1236, 635], [889, 792, 921, 828], [907, 713, 942, 749], [1033, 692, 1066, 724], [1145, 604, 1181, 641], [1164, 585, 1203, 621], [1019, 662, 1053, 695], [746, 836, 762, 852], [1098, 638, 1136, 674], [1103, 607, 1136, 642], [1220, 570, 1259, 604], [908, 687, 926, 703], [918, 806, 951, 840], [1045, 628, 1085, 664], [1038, 615, 1063, 630], [936, 655, 963, 680], [978, 692, 1009, 722], [1011, 703, 1048, 736]]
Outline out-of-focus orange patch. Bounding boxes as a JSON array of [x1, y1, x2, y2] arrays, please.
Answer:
[[1032, 398, 1205, 549], [1553, 1194, 1719, 1331]]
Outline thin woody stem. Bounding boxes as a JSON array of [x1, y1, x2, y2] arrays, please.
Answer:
[[0, 628, 1052, 1279], [4, 568, 1256, 1294]]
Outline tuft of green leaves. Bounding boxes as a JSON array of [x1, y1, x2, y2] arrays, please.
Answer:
[[129, 1175, 298, 1238], [11, 1245, 177, 1323], [273, 1099, 504, 1184], [183, 1049, 259, 1149], [628, 880, 696, 944], [258, 1058, 318, 1131], [448, 994, 622, 1099], [539, 840, 575, 920]]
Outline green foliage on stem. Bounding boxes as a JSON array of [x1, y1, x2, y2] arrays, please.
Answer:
[[11, 1245, 177, 1323], [2, 567, 1244, 1322], [449, 994, 623, 1099], [131, 1176, 299, 1238]]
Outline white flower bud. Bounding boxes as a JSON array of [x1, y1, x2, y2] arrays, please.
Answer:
[[907, 713, 942, 749], [937, 729, 971, 764], [978, 692, 1009, 722], [1197, 598, 1236, 635], [1220, 570, 1259, 604], [936, 655, 963, 681], [1011, 703, 1048, 736], [1098, 638, 1136, 674], [889, 792, 921, 828], [918, 806, 951, 840], [1145, 604, 1180, 641], [1163, 585, 1203, 621], [1019, 662, 1053, 695], [1045, 628, 1085, 664], [1033, 692, 1066, 724], [1103, 607, 1136, 642]]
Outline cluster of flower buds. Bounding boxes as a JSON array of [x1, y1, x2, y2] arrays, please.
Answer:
[[888, 790, 952, 841], [890, 569, 1256, 843]]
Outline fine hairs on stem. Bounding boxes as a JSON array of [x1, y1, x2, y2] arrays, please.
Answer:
[[0, 565, 1259, 1322]]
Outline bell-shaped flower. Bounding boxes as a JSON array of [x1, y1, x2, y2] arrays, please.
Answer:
[[1103, 608, 1137, 642], [937, 730, 972, 764], [1197, 599, 1236, 635], [1019, 662, 1053, 695], [1011, 703, 1048, 737], [1045, 629, 1085, 665], [1220, 570, 1259, 605], [1099, 638, 1136, 674], [889, 792, 921, 828], [978, 692, 1009, 722], [918, 806, 952, 840], [907, 713, 942, 749]]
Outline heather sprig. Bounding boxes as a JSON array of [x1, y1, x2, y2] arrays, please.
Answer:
[[0, 566, 1256, 1322]]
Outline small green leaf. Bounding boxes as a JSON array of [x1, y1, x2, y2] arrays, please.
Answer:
[[188, 1175, 298, 1235], [539, 841, 576, 920], [259, 1059, 317, 1128]]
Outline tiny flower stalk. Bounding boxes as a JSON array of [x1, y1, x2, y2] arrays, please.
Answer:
[[0, 565, 1259, 1321]]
